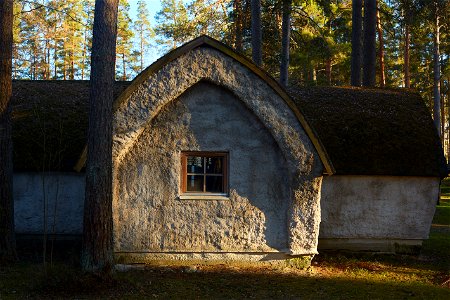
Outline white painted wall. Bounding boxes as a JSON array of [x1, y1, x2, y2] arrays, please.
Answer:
[[14, 173, 85, 235], [13, 172, 440, 253], [320, 175, 439, 244]]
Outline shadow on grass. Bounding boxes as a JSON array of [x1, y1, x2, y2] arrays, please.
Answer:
[[1, 262, 449, 300]]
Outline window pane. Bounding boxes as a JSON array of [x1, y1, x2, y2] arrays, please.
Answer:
[[187, 156, 204, 173], [205, 157, 223, 174], [205, 176, 223, 193], [186, 175, 204, 192]]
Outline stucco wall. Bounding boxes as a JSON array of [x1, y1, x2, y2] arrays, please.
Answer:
[[320, 175, 439, 242], [115, 83, 288, 253], [14, 172, 85, 234], [114, 77, 323, 254], [113, 47, 324, 255]]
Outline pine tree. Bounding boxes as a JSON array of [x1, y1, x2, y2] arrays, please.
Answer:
[[351, 0, 362, 86], [279, 0, 291, 86], [81, 0, 94, 80], [251, 0, 262, 66], [363, 0, 377, 87], [116, 0, 134, 80], [155, 0, 191, 50], [134, 0, 154, 72], [82, 0, 119, 274], [376, 0, 385, 87]]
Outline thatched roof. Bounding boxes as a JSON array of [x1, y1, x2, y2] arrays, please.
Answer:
[[288, 86, 448, 178], [11, 80, 447, 178], [12, 80, 128, 172]]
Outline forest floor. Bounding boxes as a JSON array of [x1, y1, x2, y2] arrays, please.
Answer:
[[1, 187, 450, 299]]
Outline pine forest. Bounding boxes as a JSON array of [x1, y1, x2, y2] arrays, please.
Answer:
[[10, 0, 450, 157]]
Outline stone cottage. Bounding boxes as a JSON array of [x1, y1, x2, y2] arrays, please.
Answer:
[[12, 36, 447, 260]]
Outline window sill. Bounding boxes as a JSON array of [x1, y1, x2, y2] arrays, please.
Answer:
[[178, 194, 230, 201]]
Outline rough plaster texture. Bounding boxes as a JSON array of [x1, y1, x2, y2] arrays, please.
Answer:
[[113, 47, 324, 255], [320, 175, 439, 242], [14, 172, 85, 234]]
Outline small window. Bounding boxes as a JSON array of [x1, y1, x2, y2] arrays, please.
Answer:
[[181, 152, 228, 195]]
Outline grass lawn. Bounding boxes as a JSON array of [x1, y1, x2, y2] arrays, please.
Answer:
[[1, 188, 450, 299]]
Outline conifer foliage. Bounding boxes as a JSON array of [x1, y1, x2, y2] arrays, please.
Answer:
[[7, 0, 450, 156]]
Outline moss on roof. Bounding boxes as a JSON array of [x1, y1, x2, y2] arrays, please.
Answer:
[[288, 86, 448, 177], [12, 80, 129, 172], [11, 80, 447, 177]]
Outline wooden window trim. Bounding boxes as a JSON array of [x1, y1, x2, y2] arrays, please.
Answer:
[[181, 151, 229, 196]]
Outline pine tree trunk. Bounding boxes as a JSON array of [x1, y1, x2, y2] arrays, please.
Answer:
[[122, 52, 126, 81], [363, 0, 377, 87], [376, 1, 385, 87], [82, 27, 88, 80], [46, 44, 50, 80], [70, 60, 74, 80], [441, 94, 445, 146], [140, 27, 144, 72], [325, 59, 332, 85], [234, 0, 243, 52], [251, 0, 262, 66], [63, 56, 66, 80], [404, 7, 411, 88], [351, 0, 362, 86], [82, 0, 119, 274], [0, 0, 17, 263], [447, 95, 450, 160], [433, 3, 441, 138], [53, 24, 57, 79], [279, 0, 291, 87]]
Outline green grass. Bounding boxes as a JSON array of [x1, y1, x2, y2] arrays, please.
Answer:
[[1, 186, 450, 299], [1, 260, 449, 299]]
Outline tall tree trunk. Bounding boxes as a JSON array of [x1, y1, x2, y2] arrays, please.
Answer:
[[376, 1, 385, 87], [325, 59, 332, 85], [279, 0, 291, 87], [0, 0, 16, 263], [447, 95, 450, 161], [53, 22, 57, 79], [82, 27, 88, 80], [433, 3, 441, 137], [46, 43, 50, 80], [234, 0, 243, 52], [70, 45, 75, 80], [32, 50, 36, 80], [140, 27, 144, 72], [82, 0, 119, 274], [122, 52, 126, 81], [70, 59, 74, 80], [351, 0, 362, 86], [363, 0, 377, 87], [63, 54, 66, 80], [404, 6, 410, 88], [441, 94, 445, 146], [251, 0, 262, 66]]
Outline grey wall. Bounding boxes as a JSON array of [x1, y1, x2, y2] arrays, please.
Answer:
[[113, 47, 324, 255], [14, 172, 85, 234], [114, 83, 292, 253], [320, 175, 439, 241]]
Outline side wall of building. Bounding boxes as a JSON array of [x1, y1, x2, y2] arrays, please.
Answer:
[[14, 172, 85, 235], [319, 175, 439, 252]]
